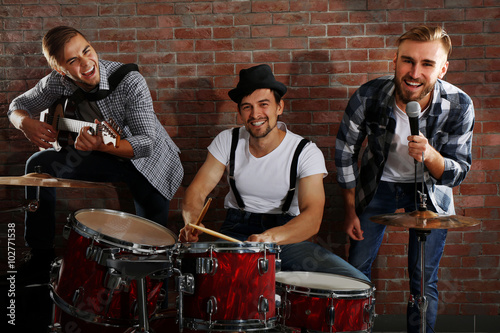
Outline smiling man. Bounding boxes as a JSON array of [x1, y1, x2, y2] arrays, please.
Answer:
[[335, 26, 475, 332], [179, 64, 367, 282], [8, 26, 183, 286]]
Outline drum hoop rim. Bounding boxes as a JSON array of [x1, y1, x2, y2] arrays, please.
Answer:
[[69, 208, 177, 252], [276, 281, 374, 299], [275, 271, 374, 287], [49, 285, 132, 327], [275, 271, 374, 298], [178, 241, 280, 253]]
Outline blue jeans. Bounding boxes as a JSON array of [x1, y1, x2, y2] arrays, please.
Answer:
[[220, 208, 370, 282], [24, 146, 170, 249], [348, 181, 447, 333]]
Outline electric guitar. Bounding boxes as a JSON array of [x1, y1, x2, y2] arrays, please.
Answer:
[[40, 98, 122, 152]]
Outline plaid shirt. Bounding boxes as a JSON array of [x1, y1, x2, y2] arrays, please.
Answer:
[[335, 76, 474, 215], [9, 60, 183, 200]]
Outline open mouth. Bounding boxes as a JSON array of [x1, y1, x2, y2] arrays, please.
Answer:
[[251, 120, 266, 127], [404, 80, 423, 89], [81, 66, 96, 78]]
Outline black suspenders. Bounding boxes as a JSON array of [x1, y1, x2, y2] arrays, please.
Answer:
[[228, 127, 309, 214]]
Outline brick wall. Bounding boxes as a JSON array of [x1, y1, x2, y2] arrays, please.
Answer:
[[1, 0, 499, 319]]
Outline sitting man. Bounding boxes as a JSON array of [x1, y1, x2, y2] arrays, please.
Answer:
[[179, 64, 367, 281], [8, 26, 183, 285]]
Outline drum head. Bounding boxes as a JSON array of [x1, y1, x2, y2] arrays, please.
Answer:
[[71, 209, 176, 250], [276, 271, 372, 292]]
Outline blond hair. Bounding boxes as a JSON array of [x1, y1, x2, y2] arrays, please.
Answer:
[[396, 25, 452, 59]]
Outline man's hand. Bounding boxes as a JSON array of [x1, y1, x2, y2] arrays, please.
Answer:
[[345, 214, 364, 241], [20, 117, 57, 149], [74, 121, 104, 152], [178, 223, 203, 243]]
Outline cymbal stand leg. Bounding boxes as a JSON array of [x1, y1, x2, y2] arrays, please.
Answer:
[[416, 230, 431, 333], [136, 277, 150, 332], [0, 187, 40, 213]]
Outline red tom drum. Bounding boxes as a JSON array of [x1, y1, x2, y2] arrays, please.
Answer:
[[276, 271, 375, 332], [50, 208, 176, 329], [176, 242, 279, 331]]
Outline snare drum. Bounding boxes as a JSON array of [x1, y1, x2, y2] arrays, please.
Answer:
[[276, 271, 375, 332], [50, 208, 176, 328], [176, 242, 279, 331]]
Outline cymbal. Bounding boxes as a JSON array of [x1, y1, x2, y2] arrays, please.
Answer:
[[370, 210, 480, 230], [0, 173, 113, 188]]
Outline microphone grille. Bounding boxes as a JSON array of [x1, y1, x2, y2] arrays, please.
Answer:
[[406, 101, 421, 118]]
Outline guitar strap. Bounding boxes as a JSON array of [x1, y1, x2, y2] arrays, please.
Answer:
[[68, 63, 140, 105], [229, 127, 309, 214]]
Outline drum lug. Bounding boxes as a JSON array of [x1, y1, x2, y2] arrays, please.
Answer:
[[327, 305, 335, 327], [48, 323, 62, 333], [50, 258, 62, 284], [177, 273, 195, 294], [206, 296, 218, 315], [72, 287, 84, 306], [196, 257, 218, 275], [62, 224, 71, 240], [258, 258, 269, 275], [284, 299, 291, 319], [275, 258, 282, 272], [364, 297, 377, 326], [258, 295, 269, 313]]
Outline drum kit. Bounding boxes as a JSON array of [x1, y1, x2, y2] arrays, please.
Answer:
[[1, 172, 480, 333]]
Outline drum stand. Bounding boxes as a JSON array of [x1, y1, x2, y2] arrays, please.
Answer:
[[106, 255, 173, 333]]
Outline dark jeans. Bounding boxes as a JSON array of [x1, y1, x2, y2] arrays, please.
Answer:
[[348, 181, 447, 333], [24, 146, 170, 249], [220, 208, 369, 282]]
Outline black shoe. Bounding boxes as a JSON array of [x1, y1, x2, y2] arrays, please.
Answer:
[[16, 248, 56, 286]]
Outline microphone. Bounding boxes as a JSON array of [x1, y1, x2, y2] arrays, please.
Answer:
[[406, 101, 421, 136], [406, 101, 421, 164]]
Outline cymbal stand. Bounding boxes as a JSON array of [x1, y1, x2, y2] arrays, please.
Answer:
[[0, 188, 39, 213], [1, 166, 43, 213], [412, 151, 430, 333]]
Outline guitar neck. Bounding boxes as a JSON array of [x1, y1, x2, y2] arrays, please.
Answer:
[[57, 117, 97, 134]]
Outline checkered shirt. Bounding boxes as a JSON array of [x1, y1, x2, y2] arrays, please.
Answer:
[[335, 76, 475, 215], [9, 60, 183, 200]]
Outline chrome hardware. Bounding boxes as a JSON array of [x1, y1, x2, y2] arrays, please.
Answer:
[[196, 257, 218, 275], [258, 258, 269, 275], [177, 273, 195, 294], [327, 305, 335, 327], [275, 258, 282, 272], [62, 225, 71, 240], [206, 296, 218, 315], [104, 269, 123, 291], [72, 287, 84, 306], [258, 295, 269, 313]]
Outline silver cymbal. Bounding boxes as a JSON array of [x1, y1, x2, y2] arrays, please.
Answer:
[[370, 210, 480, 230], [0, 173, 114, 188]]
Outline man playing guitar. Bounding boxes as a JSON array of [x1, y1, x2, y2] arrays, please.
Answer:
[[8, 26, 183, 286]]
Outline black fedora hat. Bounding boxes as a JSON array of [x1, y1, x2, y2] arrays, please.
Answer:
[[228, 64, 287, 103]]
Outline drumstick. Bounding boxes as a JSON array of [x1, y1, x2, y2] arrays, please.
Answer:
[[194, 197, 212, 225], [188, 223, 243, 243]]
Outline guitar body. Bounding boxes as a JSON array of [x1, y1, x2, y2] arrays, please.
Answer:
[[40, 97, 121, 152], [41, 98, 73, 151]]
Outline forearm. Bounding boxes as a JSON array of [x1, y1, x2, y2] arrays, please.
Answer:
[[423, 145, 445, 180], [256, 210, 322, 245], [98, 139, 135, 159], [341, 187, 357, 218], [8, 109, 31, 130]]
